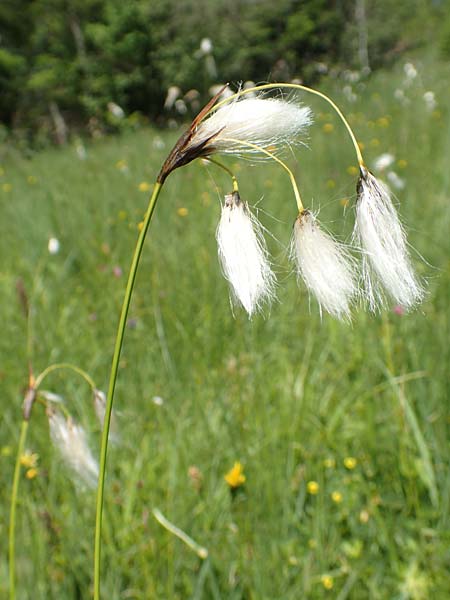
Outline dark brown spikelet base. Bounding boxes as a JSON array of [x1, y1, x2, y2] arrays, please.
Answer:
[[157, 85, 228, 184]]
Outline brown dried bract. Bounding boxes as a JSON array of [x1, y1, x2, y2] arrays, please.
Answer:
[[157, 85, 228, 184]]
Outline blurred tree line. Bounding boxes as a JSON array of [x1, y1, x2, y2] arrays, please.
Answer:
[[0, 0, 444, 145]]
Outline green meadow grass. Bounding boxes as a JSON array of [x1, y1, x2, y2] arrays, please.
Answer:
[[1, 58, 449, 599]]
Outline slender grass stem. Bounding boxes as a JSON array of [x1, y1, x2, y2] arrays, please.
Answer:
[[207, 83, 365, 167], [204, 157, 239, 192], [9, 419, 29, 600], [94, 181, 163, 600], [34, 363, 96, 391], [220, 137, 304, 212]]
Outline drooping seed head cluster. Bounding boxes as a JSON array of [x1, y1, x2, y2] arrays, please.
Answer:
[[161, 86, 425, 319]]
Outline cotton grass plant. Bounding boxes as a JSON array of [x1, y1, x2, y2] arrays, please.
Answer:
[[8, 81, 426, 599]]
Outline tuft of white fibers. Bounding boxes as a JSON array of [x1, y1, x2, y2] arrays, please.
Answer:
[[47, 408, 99, 489], [216, 191, 276, 317], [194, 95, 312, 156], [290, 210, 359, 320], [353, 168, 425, 311]]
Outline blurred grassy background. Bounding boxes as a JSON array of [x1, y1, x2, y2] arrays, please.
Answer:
[[0, 56, 449, 598]]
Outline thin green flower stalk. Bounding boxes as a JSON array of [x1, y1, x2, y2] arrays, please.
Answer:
[[93, 82, 425, 598], [9, 364, 98, 600]]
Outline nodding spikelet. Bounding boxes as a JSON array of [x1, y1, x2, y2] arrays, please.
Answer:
[[290, 210, 359, 320], [47, 408, 98, 489], [194, 95, 312, 156], [353, 168, 424, 311], [216, 191, 276, 317]]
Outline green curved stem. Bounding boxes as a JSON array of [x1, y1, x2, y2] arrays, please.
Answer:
[[207, 83, 365, 167], [9, 419, 29, 600], [34, 363, 96, 391], [94, 181, 163, 599], [204, 157, 239, 192], [220, 137, 304, 212]]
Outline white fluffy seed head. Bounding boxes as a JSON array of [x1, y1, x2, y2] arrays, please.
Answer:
[[47, 409, 98, 489], [353, 169, 425, 311], [216, 192, 276, 317], [194, 95, 312, 156], [290, 210, 359, 320]]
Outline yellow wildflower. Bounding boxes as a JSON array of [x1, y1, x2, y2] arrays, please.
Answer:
[[326, 179, 336, 189], [20, 451, 39, 469], [370, 138, 380, 148], [1, 446, 12, 456], [27, 175, 38, 185], [321, 575, 334, 590], [377, 116, 390, 128], [2, 183, 12, 193], [397, 159, 407, 169], [118, 210, 127, 221], [331, 491, 343, 503], [323, 457, 336, 468], [138, 181, 151, 192], [307, 481, 319, 495], [346, 165, 359, 176], [344, 456, 357, 470], [177, 207, 188, 217], [340, 197, 349, 208], [323, 123, 334, 133], [26, 468, 39, 479], [224, 462, 246, 488]]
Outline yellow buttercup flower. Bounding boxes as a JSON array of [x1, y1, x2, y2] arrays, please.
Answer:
[[346, 165, 359, 176], [20, 451, 39, 469], [26, 468, 39, 479], [344, 456, 357, 470], [138, 181, 151, 192], [224, 462, 246, 488], [307, 480, 319, 495], [321, 575, 334, 590], [323, 123, 334, 133], [177, 207, 188, 217], [331, 490, 343, 503]]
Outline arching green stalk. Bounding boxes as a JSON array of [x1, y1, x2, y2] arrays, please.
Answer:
[[34, 363, 96, 391], [94, 181, 163, 600], [208, 83, 365, 167], [9, 419, 29, 600], [220, 137, 305, 212], [204, 157, 239, 192]]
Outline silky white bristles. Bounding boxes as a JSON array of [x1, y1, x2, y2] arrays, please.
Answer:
[[290, 211, 359, 320], [216, 192, 276, 317], [194, 96, 312, 156], [48, 409, 99, 488], [353, 169, 424, 311]]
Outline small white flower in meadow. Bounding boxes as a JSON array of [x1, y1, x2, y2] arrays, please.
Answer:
[[152, 395, 164, 406], [175, 99, 187, 115], [200, 38, 213, 54], [423, 91, 436, 112], [403, 62, 417, 83], [386, 170, 406, 190], [353, 168, 424, 311], [290, 210, 358, 320], [48, 237, 60, 255], [192, 95, 312, 157], [216, 191, 276, 317], [107, 102, 125, 119], [394, 89, 409, 106], [343, 85, 357, 103], [164, 86, 181, 110], [373, 153, 395, 173], [47, 409, 98, 488], [75, 141, 87, 160]]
